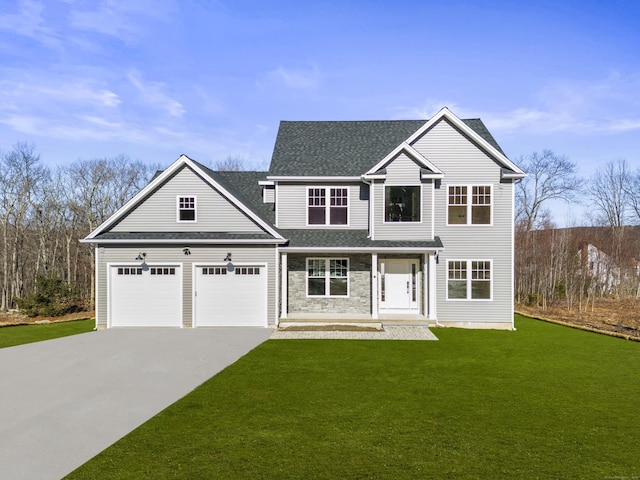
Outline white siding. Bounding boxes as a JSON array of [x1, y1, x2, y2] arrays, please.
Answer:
[[263, 185, 275, 203], [96, 245, 277, 328], [411, 119, 514, 326], [112, 166, 263, 233], [384, 153, 423, 185], [275, 182, 368, 229]]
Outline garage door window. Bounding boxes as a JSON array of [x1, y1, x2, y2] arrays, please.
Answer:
[[202, 267, 227, 275], [117, 267, 142, 275], [150, 267, 176, 275], [236, 267, 260, 275]]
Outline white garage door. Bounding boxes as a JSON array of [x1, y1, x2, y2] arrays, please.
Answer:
[[109, 265, 182, 327], [194, 264, 267, 327]]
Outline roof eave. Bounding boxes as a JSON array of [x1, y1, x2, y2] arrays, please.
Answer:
[[81, 238, 288, 245], [266, 176, 362, 182]]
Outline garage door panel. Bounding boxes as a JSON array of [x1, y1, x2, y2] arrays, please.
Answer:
[[110, 265, 181, 327], [195, 265, 266, 327]]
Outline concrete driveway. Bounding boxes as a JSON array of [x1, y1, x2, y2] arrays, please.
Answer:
[[0, 327, 272, 480]]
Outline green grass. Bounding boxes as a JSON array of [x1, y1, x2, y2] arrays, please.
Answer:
[[66, 315, 640, 479], [0, 318, 94, 348]]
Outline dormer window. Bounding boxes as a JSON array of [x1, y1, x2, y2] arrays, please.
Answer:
[[307, 187, 348, 225], [178, 196, 196, 222], [385, 186, 420, 222]]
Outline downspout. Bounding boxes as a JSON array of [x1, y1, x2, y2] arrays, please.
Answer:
[[361, 176, 374, 239]]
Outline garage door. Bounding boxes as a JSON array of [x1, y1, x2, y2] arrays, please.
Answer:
[[194, 264, 267, 327], [109, 265, 182, 327]]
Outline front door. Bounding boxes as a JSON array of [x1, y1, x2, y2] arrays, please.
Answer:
[[379, 259, 419, 312]]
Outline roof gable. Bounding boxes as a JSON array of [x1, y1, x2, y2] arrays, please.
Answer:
[[267, 108, 523, 178], [83, 155, 284, 243], [364, 142, 443, 179]]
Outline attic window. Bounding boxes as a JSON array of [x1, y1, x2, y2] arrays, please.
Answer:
[[178, 196, 196, 222]]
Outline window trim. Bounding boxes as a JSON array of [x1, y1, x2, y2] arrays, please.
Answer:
[[306, 257, 350, 298], [306, 187, 350, 227], [177, 196, 197, 223], [446, 259, 493, 301], [382, 184, 422, 224], [446, 184, 493, 226]]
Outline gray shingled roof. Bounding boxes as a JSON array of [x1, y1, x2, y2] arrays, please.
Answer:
[[94, 232, 278, 241], [279, 229, 443, 249], [268, 119, 505, 177]]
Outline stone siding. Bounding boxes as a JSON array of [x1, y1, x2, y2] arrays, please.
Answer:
[[288, 254, 371, 315]]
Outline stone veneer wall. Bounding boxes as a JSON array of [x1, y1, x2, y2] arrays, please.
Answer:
[[287, 254, 371, 315]]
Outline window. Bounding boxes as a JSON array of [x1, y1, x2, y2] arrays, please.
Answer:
[[117, 267, 142, 275], [150, 267, 176, 275], [235, 266, 261, 275], [202, 267, 227, 275], [385, 186, 420, 222], [447, 186, 491, 225], [307, 188, 348, 225], [178, 196, 196, 222], [307, 258, 348, 297], [447, 260, 492, 300]]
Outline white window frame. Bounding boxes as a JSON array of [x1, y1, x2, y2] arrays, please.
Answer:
[[446, 259, 493, 301], [306, 257, 349, 297], [383, 184, 422, 224], [446, 185, 492, 226], [306, 187, 350, 226], [177, 196, 197, 223]]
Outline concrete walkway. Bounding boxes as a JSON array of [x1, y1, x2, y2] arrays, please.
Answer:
[[270, 325, 439, 340], [0, 327, 271, 480]]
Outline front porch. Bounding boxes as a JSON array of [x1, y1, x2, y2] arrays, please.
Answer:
[[279, 251, 439, 325]]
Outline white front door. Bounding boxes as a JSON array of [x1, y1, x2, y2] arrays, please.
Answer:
[[379, 259, 419, 312]]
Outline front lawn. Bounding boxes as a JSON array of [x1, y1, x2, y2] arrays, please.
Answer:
[[66, 315, 640, 479], [0, 318, 94, 349]]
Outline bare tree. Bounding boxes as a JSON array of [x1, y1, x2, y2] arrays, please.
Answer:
[[214, 156, 245, 171], [0, 143, 49, 310], [626, 168, 640, 225], [515, 150, 582, 231], [588, 159, 631, 228]]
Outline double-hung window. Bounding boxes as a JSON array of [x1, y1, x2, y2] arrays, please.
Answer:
[[307, 258, 349, 297], [447, 260, 492, 300], [178, 196, 196, 222], [447, 185, 491, 225], [307, 188, 348, 225]]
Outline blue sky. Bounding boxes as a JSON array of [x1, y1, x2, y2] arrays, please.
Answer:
[[1, 0, 639, 223]]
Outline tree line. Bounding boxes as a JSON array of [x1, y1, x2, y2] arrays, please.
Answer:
[[1, 142, 638, 315], [515, 151, 640, 310], [0, 143, 158, 313]]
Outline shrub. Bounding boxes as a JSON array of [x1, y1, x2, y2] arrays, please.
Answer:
[[15, 274, 83, 317]]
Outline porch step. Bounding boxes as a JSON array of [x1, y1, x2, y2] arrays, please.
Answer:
[[278, 322, 383, 332]]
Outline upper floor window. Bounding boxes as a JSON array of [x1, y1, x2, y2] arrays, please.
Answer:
[[447, 260, 492, 300], [385, 186, 420, 222], [178, 196, 196, 222], [447, 185, 491, 225], [307, 188, 348, 225]]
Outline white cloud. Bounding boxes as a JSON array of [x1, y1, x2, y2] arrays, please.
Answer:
[[396, 73, 640, 136], [68, 0, 175, 40], [127, 72, 185, 117], [263, 65, 323, 90], [0, 0, 62, 49]]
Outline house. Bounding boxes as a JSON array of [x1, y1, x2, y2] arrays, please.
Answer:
[[82, 107, 526, 330]]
